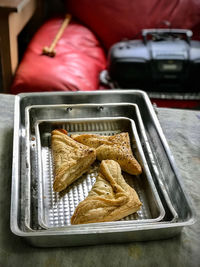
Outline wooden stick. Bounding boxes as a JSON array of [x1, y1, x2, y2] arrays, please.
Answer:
[[42, 14, 72, 57]]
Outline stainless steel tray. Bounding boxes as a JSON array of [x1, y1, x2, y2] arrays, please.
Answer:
[[10, 90, 195, 247], [35, 117, 165, 229], [26, 103, 178, 224]]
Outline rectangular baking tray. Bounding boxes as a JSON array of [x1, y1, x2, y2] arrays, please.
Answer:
[[25, 103, 178, 225], [35, 117, 165, 229], [23, 104, 177, 232], [18, 101, 184, 229], [21, 103, 183, 229], [10, 90, 195, 247]]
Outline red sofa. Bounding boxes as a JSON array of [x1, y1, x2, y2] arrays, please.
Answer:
[[11, 0, 200, 107]]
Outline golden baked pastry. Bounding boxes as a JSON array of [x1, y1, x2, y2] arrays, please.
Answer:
[[71, 132, 142, 175], [51, 129, 96, 192], [71, 159, 142, 224]]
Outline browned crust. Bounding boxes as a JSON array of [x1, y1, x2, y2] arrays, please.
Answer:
[[71, 160, 142, 224], [72, 132, 142, 175], [51, 129, 96, 192]]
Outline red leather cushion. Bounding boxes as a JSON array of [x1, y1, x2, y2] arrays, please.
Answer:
[[11, 17, 106, 94], [67, 0, 200, 50]]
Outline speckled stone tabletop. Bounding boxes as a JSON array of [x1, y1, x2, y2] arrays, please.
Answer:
[[0, 94, 199, 267]]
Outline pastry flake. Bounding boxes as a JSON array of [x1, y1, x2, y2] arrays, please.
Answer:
[[71, 159, 142, 224], [51, 129, 96, 192], [71, 132, 142, 175]]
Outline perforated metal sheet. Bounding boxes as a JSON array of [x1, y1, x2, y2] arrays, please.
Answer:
[[36, 118, 165, 228]]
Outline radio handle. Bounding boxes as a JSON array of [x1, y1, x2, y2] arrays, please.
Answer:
[[142, 29, 193, 44]]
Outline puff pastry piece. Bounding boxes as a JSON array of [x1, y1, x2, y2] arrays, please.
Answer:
[[71, 160, 142, 224], [71, 132, 142, 175], [51, 129, 96, 192]]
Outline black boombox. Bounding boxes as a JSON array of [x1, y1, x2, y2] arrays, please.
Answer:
[[107, 29, 200, 91]]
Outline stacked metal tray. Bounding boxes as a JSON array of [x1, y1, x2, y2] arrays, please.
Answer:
[[10, 90, 195, 247], [36, 117, 165, 229]]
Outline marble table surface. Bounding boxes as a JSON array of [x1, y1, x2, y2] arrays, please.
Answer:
[[0, 94, 199, 267]]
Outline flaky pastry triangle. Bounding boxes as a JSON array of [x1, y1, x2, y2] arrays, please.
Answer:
[[51, 129, 96, 192], [71, 160, 142, 224], [71, 132, 142, 175]]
